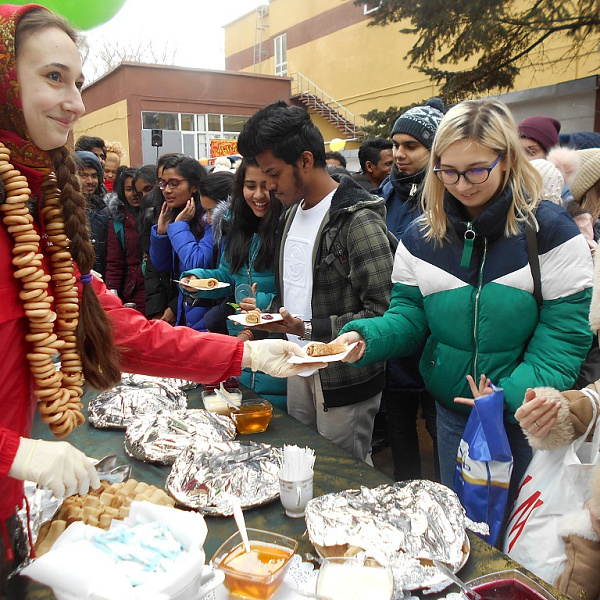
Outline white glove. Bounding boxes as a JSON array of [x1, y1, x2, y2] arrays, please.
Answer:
[[242, 339, 327, 378], [9, 438, 100, 498]]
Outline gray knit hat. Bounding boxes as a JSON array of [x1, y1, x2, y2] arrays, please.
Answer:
[[569, 148, 600, 202], [390, 98, 445, 149]]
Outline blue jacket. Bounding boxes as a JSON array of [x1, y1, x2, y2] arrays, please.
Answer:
[[149, 220, 215, 331], [375, 166, 427, 391], [375, 165, 425, 240]]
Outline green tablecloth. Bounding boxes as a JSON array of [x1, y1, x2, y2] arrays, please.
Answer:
[[20, 384, 564, 599]]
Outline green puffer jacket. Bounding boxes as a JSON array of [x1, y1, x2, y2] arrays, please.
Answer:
[[342, 190, 594, 420], [271, 175, 395, 408]]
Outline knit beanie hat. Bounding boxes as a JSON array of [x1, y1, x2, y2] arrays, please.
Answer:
[[559, 131, 600, 150], [530, 158, 564, 204], [518, 116, 561, 153], [568, 148, 600, 202], [390, 98, 445, 149]]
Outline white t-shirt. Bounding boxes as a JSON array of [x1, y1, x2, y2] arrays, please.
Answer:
[[283, 192, 333, 351]]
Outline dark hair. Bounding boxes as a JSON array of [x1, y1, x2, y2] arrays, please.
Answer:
[[225, 159, 284, 273], [325, 151, 347, 168], [358, 137, 393, 172], [157, 152, 183, 175], [115, 167, 138, 206], [133, 164, 157, 188], [74, 135, 106, 153], [160, 154, 208, 239], [237, 101, 326, 168], [199, 171, 235, 202]]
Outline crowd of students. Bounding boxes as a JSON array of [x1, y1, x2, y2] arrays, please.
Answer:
[[3, 2, 600, 598]]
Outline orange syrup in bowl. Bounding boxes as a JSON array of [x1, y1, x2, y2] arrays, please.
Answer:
[[220, 541, 294, 599], [231, 400, 273, 434]]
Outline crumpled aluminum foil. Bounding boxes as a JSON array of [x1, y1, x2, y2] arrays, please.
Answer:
[[119, 372, 199, 391], [124, 409, 236, 465], [305, 480, 476, 593], [88, 380, 186, 429], [166, 440, 280, 515]]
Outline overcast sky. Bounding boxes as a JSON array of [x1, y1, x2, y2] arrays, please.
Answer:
[[82, 0, 267, 80]]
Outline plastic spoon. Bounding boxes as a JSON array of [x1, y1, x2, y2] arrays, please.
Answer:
[[232, 498, 251, 553], [433, 560, 483, 600], [214, 386, 240, 412]]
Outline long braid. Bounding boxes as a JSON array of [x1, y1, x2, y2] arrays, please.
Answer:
[[50, 147, 120, 390]]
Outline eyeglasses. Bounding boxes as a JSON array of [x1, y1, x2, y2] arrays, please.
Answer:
[[158, 178, 188, 190], [433, 154, 503, 185]]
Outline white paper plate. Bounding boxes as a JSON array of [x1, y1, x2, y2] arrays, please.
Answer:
[[174, 280, 230, 290], [288, 342, 358, 364], [228, 313, 285, 327]]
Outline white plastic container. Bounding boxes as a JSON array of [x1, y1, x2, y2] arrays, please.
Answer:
[[201, 388, 243, 414]]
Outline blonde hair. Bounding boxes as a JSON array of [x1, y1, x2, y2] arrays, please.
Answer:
[[105, 140, 127, 163], [421, 98, 543, 242]]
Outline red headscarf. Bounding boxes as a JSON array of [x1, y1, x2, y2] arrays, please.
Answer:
[[0, 3, 55, 187]]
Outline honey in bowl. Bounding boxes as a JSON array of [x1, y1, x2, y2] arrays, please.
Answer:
[[231, 400, 273, 434], [212, 529, 299, 600], [221, 542, 293, 599]]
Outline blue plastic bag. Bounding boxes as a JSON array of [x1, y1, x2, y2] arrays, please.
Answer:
[[454, 386, 513, 545]]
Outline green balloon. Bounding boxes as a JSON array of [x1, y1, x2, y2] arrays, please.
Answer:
[[11, 0, 128, 30]]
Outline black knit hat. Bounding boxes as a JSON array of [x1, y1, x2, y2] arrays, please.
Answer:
[[390, 98, 445, 149]]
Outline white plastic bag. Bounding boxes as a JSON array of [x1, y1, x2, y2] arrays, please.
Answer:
[[503, 388, 600, 584]]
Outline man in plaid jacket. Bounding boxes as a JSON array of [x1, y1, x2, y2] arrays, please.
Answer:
[[237, 101, 394, 463]]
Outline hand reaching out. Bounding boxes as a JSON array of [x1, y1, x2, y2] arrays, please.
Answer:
[[515, 388, 560, 439]]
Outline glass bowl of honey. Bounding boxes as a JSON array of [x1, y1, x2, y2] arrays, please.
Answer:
[[211, 528, 298, 599], [230, 398, 273, 434]]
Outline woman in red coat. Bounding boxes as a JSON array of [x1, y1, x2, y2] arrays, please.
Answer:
[[0, 4, 317, 592]]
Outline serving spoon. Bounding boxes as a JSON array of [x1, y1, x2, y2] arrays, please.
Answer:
[[433, 559, 483, 600]]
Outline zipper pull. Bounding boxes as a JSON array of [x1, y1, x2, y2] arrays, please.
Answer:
[[460, 223, 475, 269]]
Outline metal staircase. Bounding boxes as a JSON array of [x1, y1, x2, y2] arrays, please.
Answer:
[[290, 72, 365, 138]]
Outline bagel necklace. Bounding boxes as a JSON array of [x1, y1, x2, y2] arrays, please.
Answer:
[[0, 141, 84, 437]]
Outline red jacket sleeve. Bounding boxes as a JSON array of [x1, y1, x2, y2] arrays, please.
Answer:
[[0, 428, 20, 477], [92, 276, 244, 383]]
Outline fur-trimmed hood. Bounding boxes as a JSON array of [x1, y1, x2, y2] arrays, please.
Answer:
[[209, 199, 231, 250], [105, 191, 138, 222]]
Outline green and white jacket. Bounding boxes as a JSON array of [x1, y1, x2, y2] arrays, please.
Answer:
[[342, 188, 594, 420]]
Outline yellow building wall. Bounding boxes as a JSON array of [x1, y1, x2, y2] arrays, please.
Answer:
[[227, 2, 599, 127], [73, 99, 131, 164]]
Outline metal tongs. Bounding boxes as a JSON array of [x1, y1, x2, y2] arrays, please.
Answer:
[[93, 454, 131, 483], [208, 446, 271, 470]]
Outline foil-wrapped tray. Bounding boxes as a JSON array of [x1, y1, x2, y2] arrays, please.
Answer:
[[88, 381, 186, 429], [125, 409, 236, 465], [119, 372, 199, 391], [305, 480, 471, 593], [166, 440, 280, 516]]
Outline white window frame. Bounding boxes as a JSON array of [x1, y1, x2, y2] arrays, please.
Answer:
[[363, 1, 381, 14], [274, 33, 287, 76]]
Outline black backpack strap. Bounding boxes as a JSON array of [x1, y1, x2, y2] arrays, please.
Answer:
[[525, 219, 542, 309], [318, 213, 351, 280]]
